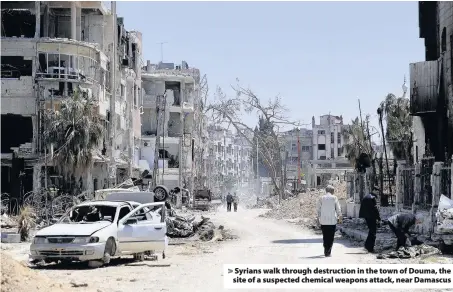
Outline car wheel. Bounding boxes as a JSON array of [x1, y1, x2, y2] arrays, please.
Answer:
[[103, 238, 116, 265], [153, 186, 169, 202]]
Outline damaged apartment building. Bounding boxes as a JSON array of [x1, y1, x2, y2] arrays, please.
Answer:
[[1, 1, 142, 201], [206, 125, 254, 194], [139, 61, 206, 193], [411, 1, 453, 163]]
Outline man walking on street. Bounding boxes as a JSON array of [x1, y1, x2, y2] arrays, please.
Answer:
[[233, 193, 239, 212], [359, 189, 381, 253], [383, 212, 417, 250], [226, 193, 233, 212], [316, 185, 343, 257]]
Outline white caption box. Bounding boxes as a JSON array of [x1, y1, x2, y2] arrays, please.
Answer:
[[224, 264, 453, 289]]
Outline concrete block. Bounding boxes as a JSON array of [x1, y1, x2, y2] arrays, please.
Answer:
[[346, 202, 360, 218], [1, 232, 20, 243]]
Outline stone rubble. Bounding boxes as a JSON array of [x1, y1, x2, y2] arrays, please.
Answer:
[[376, 244, 441, 259], [436, 195, 453, 234], [258, 180, 349, 229]]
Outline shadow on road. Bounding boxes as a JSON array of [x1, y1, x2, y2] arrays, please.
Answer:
[[300, 255, 325, 259], [272, 238, 322, 244], [271, 238, 357, 248], [31, 257, 166, 271]]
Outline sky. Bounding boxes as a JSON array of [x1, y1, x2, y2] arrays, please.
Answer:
[[116, 1, 425, 135]]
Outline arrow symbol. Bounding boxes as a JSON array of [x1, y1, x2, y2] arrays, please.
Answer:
[[228, 269, 233, 274]]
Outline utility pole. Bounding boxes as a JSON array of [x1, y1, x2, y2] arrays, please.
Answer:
[[297, 129, 301, 188], [152, 95, 163, 188], [256, 136, 259, 196], [109, 1, 117, 186]]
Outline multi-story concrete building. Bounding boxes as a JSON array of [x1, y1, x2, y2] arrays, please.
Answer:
[[281, 128, 313, 186], [1, 1, 142, 198], [139, 60, 204, 191], [411, 1, 453, 162], [310, 114, 352, 186], [206, 125, 253, 193]]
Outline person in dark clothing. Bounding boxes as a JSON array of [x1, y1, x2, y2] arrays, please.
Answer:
[[359, 189, 381, 253], [383, 213, 417, 250], [226, 193, 233, 212]]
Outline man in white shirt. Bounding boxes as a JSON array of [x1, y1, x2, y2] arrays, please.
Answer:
[[316, 185, 343, 257]]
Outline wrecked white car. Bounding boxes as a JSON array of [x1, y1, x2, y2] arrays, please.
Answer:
[[30, 200, 167, 267]]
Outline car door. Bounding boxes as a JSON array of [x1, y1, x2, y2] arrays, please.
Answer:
[[117, 202, 167, 254], [115, 205, 135, 254]]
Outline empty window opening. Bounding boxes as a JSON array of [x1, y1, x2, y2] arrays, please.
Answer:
[[165, 81, 181, 106], [330, 132, 334, 143], [1, 56, 32, 79], [168, 112, 182, 137], [318, 130, 325, 135], [318, 144, 326, 150], [331, 149, 335, 159], [1, 9, 36, 38], [1, 114, 33, 153]]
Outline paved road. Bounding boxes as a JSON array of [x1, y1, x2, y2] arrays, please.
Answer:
[[2, 207, 445, 292]]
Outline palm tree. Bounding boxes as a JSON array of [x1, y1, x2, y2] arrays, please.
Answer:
[[379, 93, 412, 162], [43, 90, 105, 180]]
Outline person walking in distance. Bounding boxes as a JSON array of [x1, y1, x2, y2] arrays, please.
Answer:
[[233, 193, 239, 212], [359, 189, 381, 253], [226, 192, 233, 212], [316, 185, 343, 257]]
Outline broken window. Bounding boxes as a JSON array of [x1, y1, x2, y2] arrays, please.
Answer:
[[330, 132, 334, 143], [1, 9, 36, 38], [1, 56, 32, 79], [337, 132, 341, 144], [331, 149, 334, 159], [318, 130, 325, 135], [1, 114, 33, 153], [441, 27, 447, 53], [165, 81, 181, 106]]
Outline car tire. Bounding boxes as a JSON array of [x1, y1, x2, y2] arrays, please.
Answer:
[[153, 186, 169, 202], [103, 238, 116, 265], [87, 260, 103, 268]]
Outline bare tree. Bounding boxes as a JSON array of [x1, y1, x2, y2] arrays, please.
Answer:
[[207, 81, 297, 202]]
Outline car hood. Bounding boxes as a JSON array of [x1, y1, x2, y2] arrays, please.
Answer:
[[36, 222, 112, 237]]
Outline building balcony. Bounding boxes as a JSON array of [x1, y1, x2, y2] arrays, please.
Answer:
[[409, 60, 439, 115], [35, 39, 109, 84]]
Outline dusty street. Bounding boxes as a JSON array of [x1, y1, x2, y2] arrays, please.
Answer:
[[2, 207, 450, 292]]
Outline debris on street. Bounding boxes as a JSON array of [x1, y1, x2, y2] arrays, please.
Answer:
[[259, 180, 348, 229], [1, 213, 17, 229], [376, 244, 441, 260], [166, 213, 236, 242], [0, 250, 94, 292], [436, 195, 453, 234]]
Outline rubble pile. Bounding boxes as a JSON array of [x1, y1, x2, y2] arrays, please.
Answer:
[[1, 214, 17, 229], [166, 214, 234, 242], [341, 218, 392, 234], [1, 250, 92, 292], [376, 244, 441, 260], [436, 195, 453, 234], [260, 181, 349, 229]]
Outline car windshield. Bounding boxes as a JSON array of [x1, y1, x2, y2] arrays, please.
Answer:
[[63, 205, 117, 223]]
